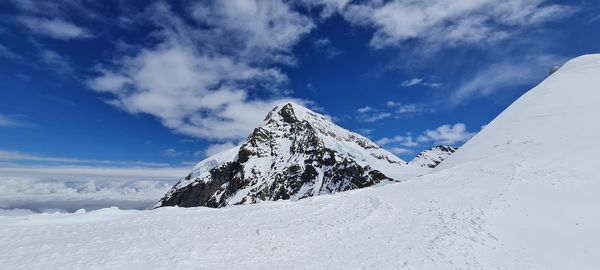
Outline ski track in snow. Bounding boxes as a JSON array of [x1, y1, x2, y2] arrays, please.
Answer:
[[1, 55, 600, 269]]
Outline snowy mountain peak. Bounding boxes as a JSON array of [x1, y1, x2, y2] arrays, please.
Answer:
[[264, 102, 319, 124], [409, 145, 458, 168], [157, 102, 419, 208]]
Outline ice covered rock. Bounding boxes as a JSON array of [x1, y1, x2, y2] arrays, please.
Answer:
[[409, 145, 458, 168]]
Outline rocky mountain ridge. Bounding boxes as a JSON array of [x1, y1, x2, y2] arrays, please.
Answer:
[[157, 102, 423, 208], [409, 145, 458, 168]]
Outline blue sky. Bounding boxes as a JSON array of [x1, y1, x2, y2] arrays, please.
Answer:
[[1, 0, 599, 177]]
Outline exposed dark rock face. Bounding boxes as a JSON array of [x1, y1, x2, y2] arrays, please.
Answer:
[[409, 145, 458, 168], [156, 102, 406, 208]]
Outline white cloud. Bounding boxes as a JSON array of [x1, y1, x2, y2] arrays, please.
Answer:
[[396, 104, 433, 115], [314, 38, 331, 47], [400, 78, 423, 87], [87, 1, 313, 141], [376, 134, 418, 147], [87, 70, 130, 92], [385, 101, 434, 116], [388, 147, 412, 155], [298, 0, 352, 18], [377, 123, 476, 156], [361, 112, 392, 123], [191, 0, 314, 62], [357, 106, 373, 114], [341, 0, 575, 49], [18, 16, 93, 40], [424, 82, 442, 88], [9, 0, 95, 17], [452, 54, 566, 103], [357, 106, 385, 122], [417, 123, 475, 145], [87, 44, 296, 139], [400, 78, 442, 88], [203, 142, 238, 157], [358, 101, 434, 122]]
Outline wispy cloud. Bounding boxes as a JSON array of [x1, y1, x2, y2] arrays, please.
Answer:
[[0, 164, 187, 181], [376, 134, 418, 147], [9, 0, 96, 18], [358, 111, 392, 123], [38, 48, 73, 74], [15, 73, 31, 81], [357, 101, 434, 123], [0, 115, 30, 128], [452, 54, 566, 103], [357, 106, 373, 114], [18, 16, 93, 40], [0, 44, 22, 61], [386, 101, 435, 116], [400, 78, 423, 87], [313, 37, 343, 59], [0, 149, 173, 167], [400, 78, 441, 88]]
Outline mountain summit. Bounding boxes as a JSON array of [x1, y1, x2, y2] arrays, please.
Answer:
[[157, 102, 422, 208]]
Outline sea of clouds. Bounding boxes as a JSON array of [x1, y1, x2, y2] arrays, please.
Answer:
[[0, 164, 186, 215]]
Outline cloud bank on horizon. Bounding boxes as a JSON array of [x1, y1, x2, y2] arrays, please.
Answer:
[[0, 149, 187, 213]]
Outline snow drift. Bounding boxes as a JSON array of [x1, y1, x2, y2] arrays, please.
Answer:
[[1, 54, 599, 269]]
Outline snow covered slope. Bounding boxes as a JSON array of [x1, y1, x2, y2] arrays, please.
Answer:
[[1, 55, 600, 269], [408, 145, 458, 168], [157, 102, 423, 208]]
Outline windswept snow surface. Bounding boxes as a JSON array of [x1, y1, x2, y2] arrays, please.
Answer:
[[1, 55, 600, 269]]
